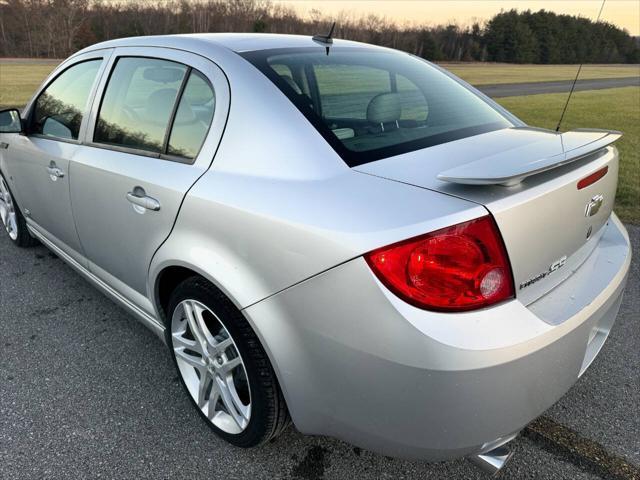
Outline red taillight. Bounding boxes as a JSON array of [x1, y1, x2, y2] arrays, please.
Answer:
[[577, 166, 608, 190], [365, 216, 514, 312]]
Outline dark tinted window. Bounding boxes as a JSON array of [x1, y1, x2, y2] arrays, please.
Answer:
[[31, 59, 102, 140], [397, 74, 428, 121], [168, 71, 215, 159], [94, 57, 187, 153], [315, 64, 390, 119], [243, 48, 512, 166], [313, 67, 428, 121]]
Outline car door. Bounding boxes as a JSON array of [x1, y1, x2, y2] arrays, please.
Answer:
[[71, 47, 229, 315], [4, 51, 111, 262]]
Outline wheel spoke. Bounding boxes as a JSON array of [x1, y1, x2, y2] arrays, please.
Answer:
[[172, 331, 201, 354], [6, 211, 17, 239], [183, 301, 210, 356], [220, 356, 242, 375], [192, 304, 230, 355], [207, 385, 221, 420], [197, 371, 211, 409], [0, 177, 17, 239], [216, 374, 249, 429], [213, 336, 233, 354], [174, 348, 206, 370]]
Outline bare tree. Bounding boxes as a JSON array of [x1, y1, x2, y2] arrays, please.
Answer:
[[0, 0, 637, 62]]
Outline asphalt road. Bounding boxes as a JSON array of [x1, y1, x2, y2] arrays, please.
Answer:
[[0, 222, 638, 479], [478, 76, 640, 98]]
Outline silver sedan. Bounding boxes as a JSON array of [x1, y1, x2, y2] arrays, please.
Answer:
[[0, 34, 631, 474]]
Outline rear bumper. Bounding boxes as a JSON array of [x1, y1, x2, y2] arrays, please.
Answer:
[[244, 214, 631, 460]]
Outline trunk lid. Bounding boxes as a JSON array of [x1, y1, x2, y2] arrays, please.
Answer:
[[355, 126, 621, 305]]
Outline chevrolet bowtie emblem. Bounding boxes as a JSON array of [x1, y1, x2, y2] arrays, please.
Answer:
[[585, 194, 604, 217]]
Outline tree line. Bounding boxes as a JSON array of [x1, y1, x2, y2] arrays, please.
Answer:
[[0, 0, 638, 63]]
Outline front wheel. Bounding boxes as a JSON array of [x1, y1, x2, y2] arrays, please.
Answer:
[[0, 173, 38, 247], [167, 276, 289, 447]]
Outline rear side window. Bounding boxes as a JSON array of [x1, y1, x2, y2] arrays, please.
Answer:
[[31, 59, 102, 140], [94, 58, 187, 154], [94, 57, 215, 160], [243, 48, 512, 166], [168, 71, 215, 158]]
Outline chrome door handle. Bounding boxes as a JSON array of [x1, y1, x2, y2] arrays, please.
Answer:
[[46, 165, 65, 179], [126, 190, 161, 212]]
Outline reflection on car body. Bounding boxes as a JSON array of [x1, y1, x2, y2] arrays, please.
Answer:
[[0, 34, 631, 473]]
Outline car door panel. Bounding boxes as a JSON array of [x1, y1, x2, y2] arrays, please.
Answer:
[[70, 150, 206, 300], [3, 51, 112, 263], [71, 47, 229, 311], [8, 136, 85, 259]]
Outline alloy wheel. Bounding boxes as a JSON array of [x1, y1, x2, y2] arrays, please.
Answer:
[[171, 299, 252, 434], [0, 176, 18, 241]]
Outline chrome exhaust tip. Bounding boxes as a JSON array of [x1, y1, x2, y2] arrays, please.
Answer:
[[469, 444, 514, 476]]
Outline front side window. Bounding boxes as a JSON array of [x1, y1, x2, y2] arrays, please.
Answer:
[[31, 59, 102, 140], [243, 48, 512, 166]]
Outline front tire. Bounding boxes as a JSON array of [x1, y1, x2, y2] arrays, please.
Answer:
[[0, 173, 38, 248], [167, 276, 289, 447]]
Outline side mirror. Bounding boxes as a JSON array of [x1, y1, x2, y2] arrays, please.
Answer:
[[0, 109, 24, 134]]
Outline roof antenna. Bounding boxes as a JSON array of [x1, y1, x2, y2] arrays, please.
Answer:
[[312, 21, 336, 55], [556, 0, 606, 132]]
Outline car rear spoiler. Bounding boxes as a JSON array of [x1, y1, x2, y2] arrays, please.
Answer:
[[437, 128, 622, 186]]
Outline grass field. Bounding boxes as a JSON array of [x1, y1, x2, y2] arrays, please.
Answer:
[[2, 60, 640, 107], [0, 60, 638, 222], [442, 63, 640, 85], [498, 87, 639, 224], [0, 60, 60, 107]]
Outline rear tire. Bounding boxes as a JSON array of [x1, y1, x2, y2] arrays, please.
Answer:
[[167, 276, 290, 447], [0, 172, 38, 248]]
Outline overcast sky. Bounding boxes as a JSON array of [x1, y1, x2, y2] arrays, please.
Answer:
[[278, 1, 640, 35]]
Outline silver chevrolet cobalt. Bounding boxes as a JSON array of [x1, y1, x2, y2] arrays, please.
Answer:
[[0, 34, 631, 470]]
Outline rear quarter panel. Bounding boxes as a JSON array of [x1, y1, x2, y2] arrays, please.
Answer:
[[149, 168, 486, 311], [148, 50, 486, 311]]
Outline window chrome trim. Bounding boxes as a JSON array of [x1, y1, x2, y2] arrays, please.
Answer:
[[83, 141, 195, 165], [28, 133, 82, 146]]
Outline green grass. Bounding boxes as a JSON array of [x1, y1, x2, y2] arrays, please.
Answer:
[[497, 87, 640, 224], [441, 63, 640, 85], [2, 60, 639, 107], [0, 61, 60, 107]]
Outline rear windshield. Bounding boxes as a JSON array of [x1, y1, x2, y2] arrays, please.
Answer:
[[242, 48, 513, 166]]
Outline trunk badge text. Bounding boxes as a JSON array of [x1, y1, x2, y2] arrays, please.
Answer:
[[519, 255, 567, 290], [585, 194, 604, 217]]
